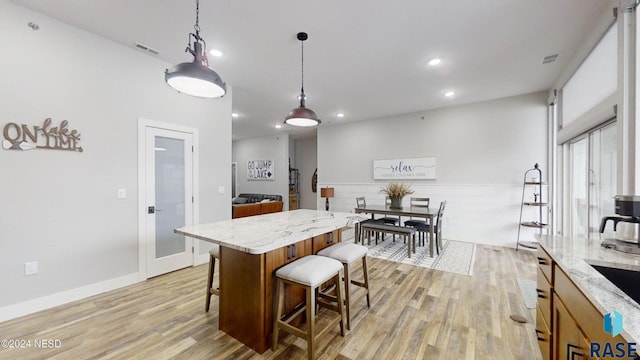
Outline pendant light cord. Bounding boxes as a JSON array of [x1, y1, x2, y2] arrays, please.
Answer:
[[194, 0, 201, 36], [299, 38, 306, 106]]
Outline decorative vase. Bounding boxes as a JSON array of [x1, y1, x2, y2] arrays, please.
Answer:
[[389, 196, 403, 209]]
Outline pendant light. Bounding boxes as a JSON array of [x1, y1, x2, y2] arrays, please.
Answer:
[[284, 32, 321, 127], [165, 0, 226, 98]]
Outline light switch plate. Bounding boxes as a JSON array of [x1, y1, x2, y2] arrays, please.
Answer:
[[117, 188, 127, 199], [218, 186, 225, 194], [25, 261, 38, 275]]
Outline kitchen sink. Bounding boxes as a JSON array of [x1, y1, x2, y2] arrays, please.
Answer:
[[590, 264, 640, 304]]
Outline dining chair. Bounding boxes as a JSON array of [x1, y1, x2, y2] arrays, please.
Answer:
[[403, 197, 430, 226], [412, 201, 446, 255], [355, 197, 384, 243]]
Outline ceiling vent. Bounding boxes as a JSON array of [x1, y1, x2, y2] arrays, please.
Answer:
[[135, 42, 160, 55], [542, 54, 559, 64]]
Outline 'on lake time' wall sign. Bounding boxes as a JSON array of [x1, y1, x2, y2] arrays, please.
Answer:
[[2, 118, 83, 152], [373, 157, 436, 180], [247, 160, 274, 181]]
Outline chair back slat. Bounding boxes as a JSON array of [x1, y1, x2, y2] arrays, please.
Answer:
[[409, 197, 430, 208], [436, 201, 447, 229]]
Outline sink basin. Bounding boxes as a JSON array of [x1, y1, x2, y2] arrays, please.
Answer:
[[590, 264, 640, 304]]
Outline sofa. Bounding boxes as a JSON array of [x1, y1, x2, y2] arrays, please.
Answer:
[[234, 193, 283, 204], [232, 193, 284, 219]]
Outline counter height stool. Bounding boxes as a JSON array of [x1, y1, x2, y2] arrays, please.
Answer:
[[205, 245, 220, 312], [317, 242, 370, 330], [272, 255, 346, 360]]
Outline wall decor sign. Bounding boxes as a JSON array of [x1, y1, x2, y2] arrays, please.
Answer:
[[373, 157, 436, 180], [2, 118, 83, 152], [247, 160, 274, 181]]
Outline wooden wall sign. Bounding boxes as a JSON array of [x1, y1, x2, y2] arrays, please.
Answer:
[[373, 157, 436, 180], [2, 118, 83, 152], [247, 160, 274, 181]]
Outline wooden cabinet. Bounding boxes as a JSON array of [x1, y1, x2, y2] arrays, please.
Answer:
[[539, 244, 632, 360], [219, 239, 311, 354], [553, 293, 593, 360], [536, 245, 554, 359]]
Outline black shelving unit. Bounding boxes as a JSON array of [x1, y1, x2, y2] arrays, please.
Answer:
[[516, 163, 548, 250]]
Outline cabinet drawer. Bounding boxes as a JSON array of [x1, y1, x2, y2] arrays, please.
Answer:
[[537, 266, 552, 327], [312, 230, 339, 254], [537, 244, 553, 283], [536, 307, 551, 360]]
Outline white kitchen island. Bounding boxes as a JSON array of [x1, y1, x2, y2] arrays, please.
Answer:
[[175, 210, 364, 353]]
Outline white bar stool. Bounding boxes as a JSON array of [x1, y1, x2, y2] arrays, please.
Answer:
[[317, 242, 370, 330], [205, 244, 220, 312], [272, 255, 346, 360]]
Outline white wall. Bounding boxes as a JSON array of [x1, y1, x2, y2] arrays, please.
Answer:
[[318, 92, 548, 247], [232, 135, 290, 209], [295, 137, 318, 210], [0, 1, 231, 316]]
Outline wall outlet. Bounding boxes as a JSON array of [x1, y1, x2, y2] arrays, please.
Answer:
[[218, 186, 225, 194], [25, 261, 38, 275]]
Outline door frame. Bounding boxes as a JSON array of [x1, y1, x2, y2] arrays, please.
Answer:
[[137, 117, 200, 280]]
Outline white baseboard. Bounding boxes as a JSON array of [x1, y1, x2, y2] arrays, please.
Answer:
[[0, 273, 140, 323]]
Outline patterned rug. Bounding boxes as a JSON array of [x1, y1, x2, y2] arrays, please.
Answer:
[[341, 231, 476, 276], [517, 278, 537, 309]]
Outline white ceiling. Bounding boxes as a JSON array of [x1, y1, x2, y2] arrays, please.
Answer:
[[12, 0, 612, 140]]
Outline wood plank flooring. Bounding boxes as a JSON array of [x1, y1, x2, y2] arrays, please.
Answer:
[[0, 244, 540, 359]]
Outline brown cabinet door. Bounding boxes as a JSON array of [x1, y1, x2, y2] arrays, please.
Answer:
[[553, 294, 591, 360]]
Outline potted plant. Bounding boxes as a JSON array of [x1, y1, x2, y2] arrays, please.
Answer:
[[380, 182, 414, 208]]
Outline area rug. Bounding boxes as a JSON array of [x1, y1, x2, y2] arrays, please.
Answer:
[[517, 278, 537, 309], [362, 237, 476, 276]]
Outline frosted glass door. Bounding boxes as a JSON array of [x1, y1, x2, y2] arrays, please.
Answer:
[[155, 136, 187, 258], [145, 127, 193, 277]]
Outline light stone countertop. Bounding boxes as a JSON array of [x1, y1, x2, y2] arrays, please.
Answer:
[[175, 209, 366, 254], [539, 235, 640, 344]]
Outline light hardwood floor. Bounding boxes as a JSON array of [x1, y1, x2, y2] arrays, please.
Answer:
[[0, 244, 540, 360]]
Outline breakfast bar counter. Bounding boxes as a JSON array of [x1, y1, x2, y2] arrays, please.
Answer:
[[175, 210, 364, 353]]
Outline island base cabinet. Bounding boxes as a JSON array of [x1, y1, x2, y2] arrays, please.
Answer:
[[536, 307, 551, 360], [219, 239, 311, 354], [552, 294, 597, 360]]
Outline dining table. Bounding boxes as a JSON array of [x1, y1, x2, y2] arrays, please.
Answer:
[[354, 204, 440, 257]]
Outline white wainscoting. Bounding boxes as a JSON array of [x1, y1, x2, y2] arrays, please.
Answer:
[[319, 183, 549, 248]]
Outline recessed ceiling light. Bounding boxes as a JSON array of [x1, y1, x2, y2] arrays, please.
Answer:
[[336, 113, 345, 118], [209, 49, 223, 57], [275, 124, 282, 129], [231, 113, 239, 118], [428, 58, 441, 66], [444, 90, 455, 98]]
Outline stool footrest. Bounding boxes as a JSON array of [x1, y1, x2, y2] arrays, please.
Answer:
[[350, 280, 366, 287]]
